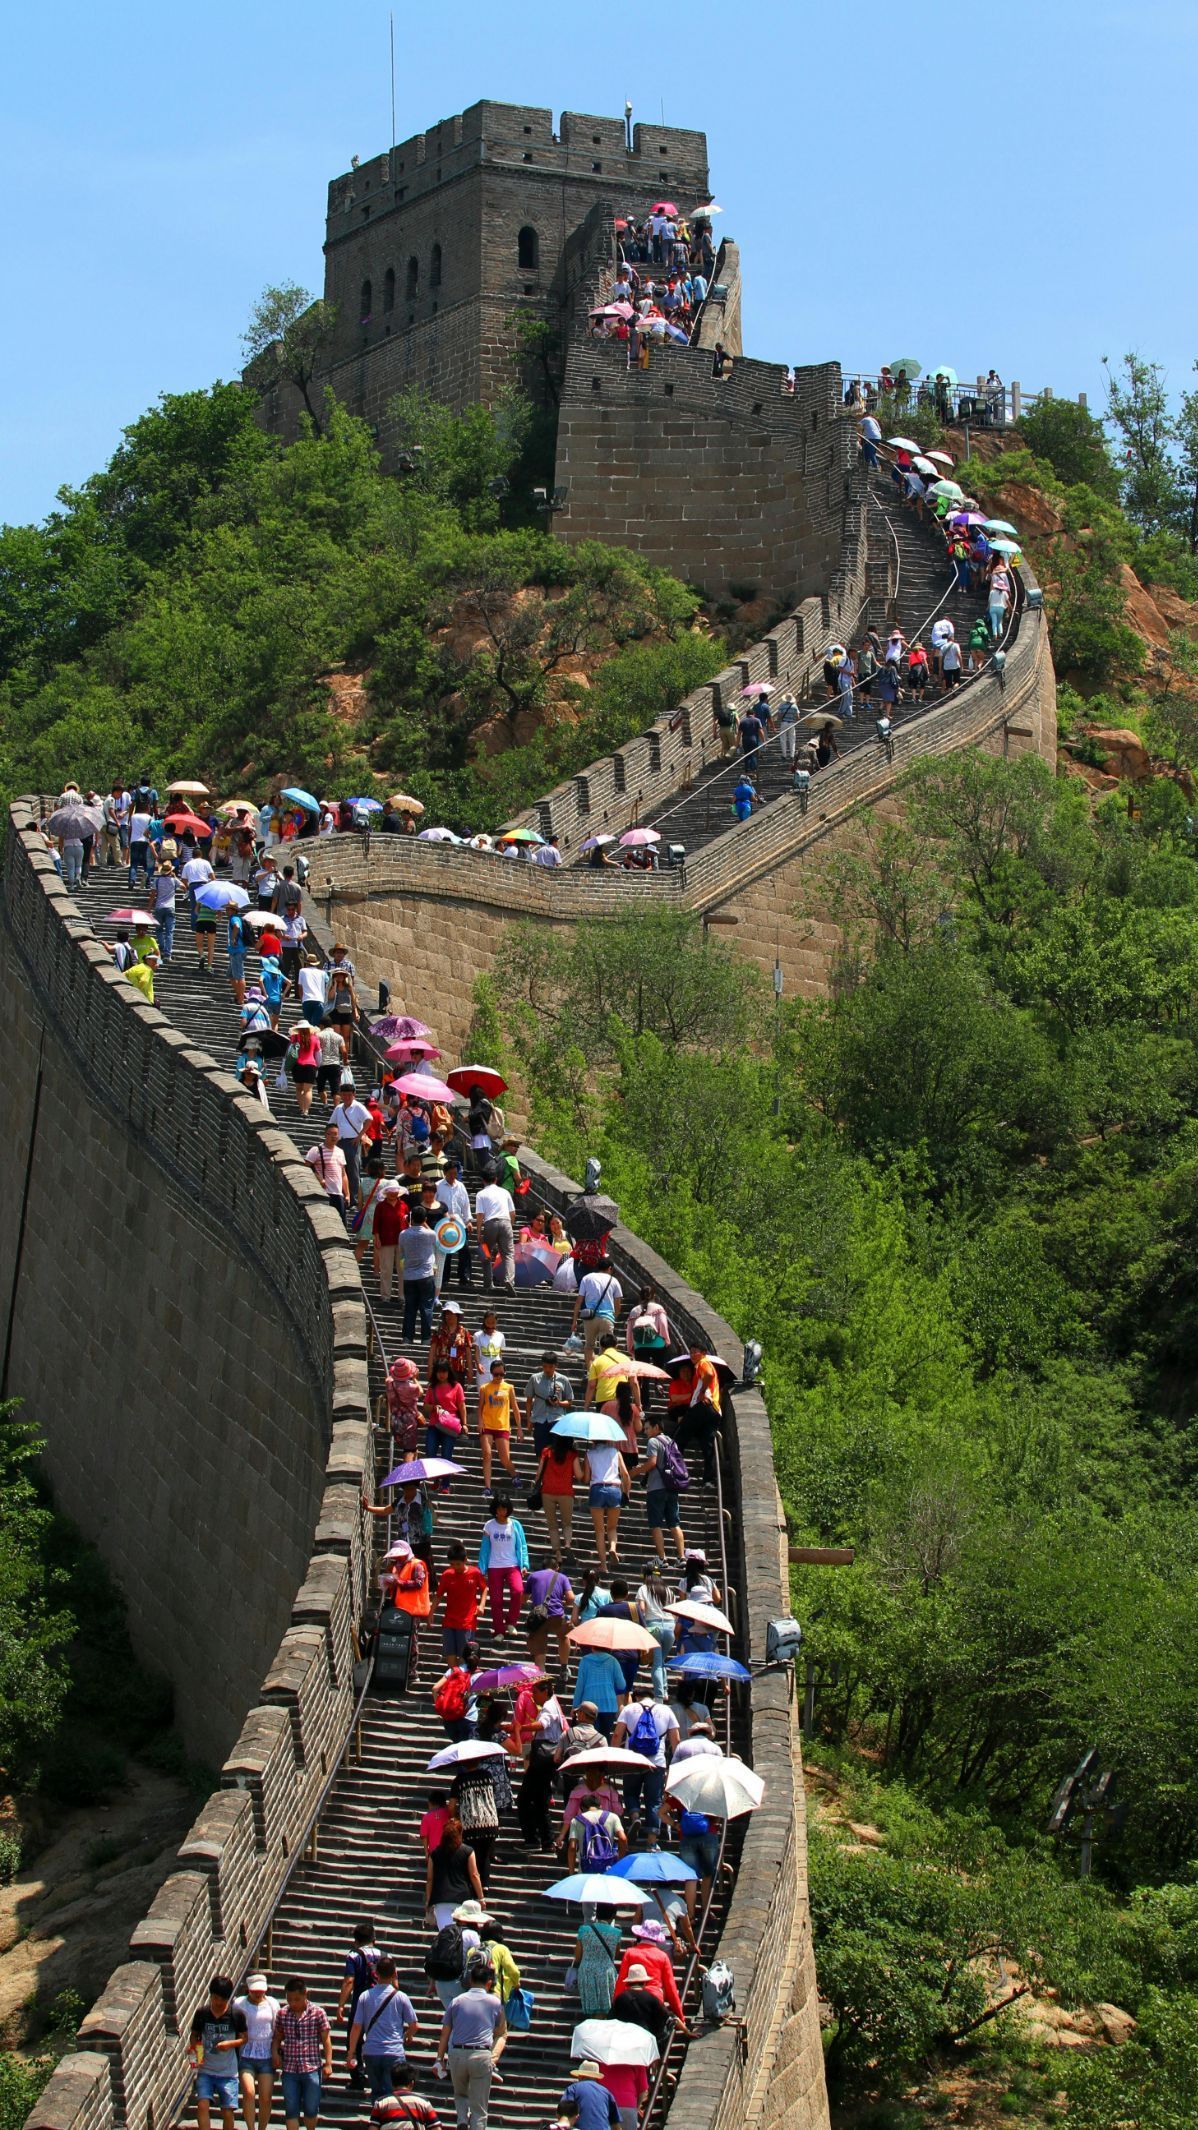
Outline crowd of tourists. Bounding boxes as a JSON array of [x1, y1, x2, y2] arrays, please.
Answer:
[[37, 776, 759, 2130], [588, 204, 718, 357]]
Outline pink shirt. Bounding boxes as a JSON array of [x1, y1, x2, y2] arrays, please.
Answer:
[[306, 1143, 347, 1197], [562, 1780, 621, 1828]]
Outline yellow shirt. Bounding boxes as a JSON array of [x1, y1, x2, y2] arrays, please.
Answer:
[[588, 1352, 629, 1406], [479, 1381, 517, 1434]]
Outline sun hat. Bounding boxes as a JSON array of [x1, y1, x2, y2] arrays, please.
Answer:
[[632, 1919, 670, 1944], [625, 1963, 652, 1984], [571, 2062, 603, 2080], [246, 1974, 269, 1992], [452, 1900, 493, 1925]]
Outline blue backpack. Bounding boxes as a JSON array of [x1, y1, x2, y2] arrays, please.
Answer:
[[629, 1703, 661, 1757], [580, 1815, 620, 1871]]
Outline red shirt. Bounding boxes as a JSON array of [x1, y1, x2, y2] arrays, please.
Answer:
[[615, 1943, 683, 2019], [259, 929, 282, 958], [436, 1564, 486, 1629], [375, 1197, 409, 1245]]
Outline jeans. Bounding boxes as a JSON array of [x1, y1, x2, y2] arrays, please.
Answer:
[[157, 909, 176, 959], [403, 1276, 436, 1341], [989, 601, 1007, 642], [487, 1566, 524, 1632], [448, 2046, 494, 2129], [624, 1764, 665, 1832], [862, 437, 878, 467], [646, 1620, 675, 1699], [61, 841, 83, 887], [128, 842, 154, 887], [363, 2056, 404, 2101], [280, 2071, 321, 2123], [343, 1138, 362, 1203]]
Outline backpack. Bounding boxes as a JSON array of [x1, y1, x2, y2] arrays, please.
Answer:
[[579, 1815, 620, 1871], [347, 1947, 378, 1997], [629, 1703, 662, 1758], [680, 1809, 710, 1838], [434, 1669, 470, 1722], [702, 1959, 736, 2021], [572, 1238, 607, 1275], [656, 1435, 691, 1493], [423, 1924, 465, 1981]]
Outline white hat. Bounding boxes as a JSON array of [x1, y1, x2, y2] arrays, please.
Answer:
[[245, 1974, 269, 1992]]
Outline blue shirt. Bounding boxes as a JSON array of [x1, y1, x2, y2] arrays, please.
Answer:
[[574, 1650, 628, 1715], [353, 1984, 417, 2058], [559, 2081, 620, 2130]]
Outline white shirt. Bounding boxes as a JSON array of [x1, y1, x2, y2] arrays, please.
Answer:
[[533, 844, 563, 867], [473, 1325, 506, 1371], [129, 812, 152, 842], [181, 857, 214, 885], [319, 810, 336, 836], [482, 1517, 519, 1568], [587, 1442, 621, 1488], [861, 415, 881, 442], [476, 1182, 515, 1225], [578, 1270, 622, 1318], [332, 1099, 371, 1142], [298, 966, 328, 1004], [930, 620, 954, 650], [615, 1701, 674, 1769], [942, 640, 963, 671], [436, 1178, 472, 1224], [306, 1143, 347, 1197], [234, 1995, 281, 2060]]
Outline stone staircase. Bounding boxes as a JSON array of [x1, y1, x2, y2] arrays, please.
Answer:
[[76, 864, 738, 2129], [640, 487, 988, 862]]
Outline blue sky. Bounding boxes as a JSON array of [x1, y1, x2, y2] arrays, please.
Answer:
[[3, 0, 1193, 525]]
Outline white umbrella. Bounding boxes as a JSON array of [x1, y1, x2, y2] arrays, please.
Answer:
[[426, 1739, 508, 1771], [668, 1599, 735, 1636], [419, 827, 459, 843], [571, 2018, 660, 2068], [562, 1747, 659, 1774], [166, 779, 210, 796], [545, 1874, 654, 1908], [926, 449, 955, 467], [665, 1755, 765, 1818], [886, 436, 920, 452]]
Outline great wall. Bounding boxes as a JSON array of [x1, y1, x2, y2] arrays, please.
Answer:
[[1, 97, 1057, 2130]]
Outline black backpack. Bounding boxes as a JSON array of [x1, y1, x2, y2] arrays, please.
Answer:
[[424, 1924, 465, 1981]]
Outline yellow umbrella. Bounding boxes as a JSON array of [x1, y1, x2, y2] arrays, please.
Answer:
[[217, 799, 259, 815], [166, 779, 210, 796], [388, 792, 425, 814]]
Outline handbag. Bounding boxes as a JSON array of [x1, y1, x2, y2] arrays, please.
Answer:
[[563, 1963, 579, 1995], [504, 1986, 533, 2031]]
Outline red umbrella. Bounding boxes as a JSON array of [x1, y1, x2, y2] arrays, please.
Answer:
[[163, 810, 210, 837], [446, 1065, 508, 1099], [651, 201, 679, 216]]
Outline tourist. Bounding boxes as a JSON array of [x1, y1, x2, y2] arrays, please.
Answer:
[[432, 1546, 486, 1659], [316, 1021, 345, 1102], [290, 1020, 320, 1117], [432, 1646, 478, 1741], [532, 1436, 581, 1565], [584, 1431, 631, 1574], [335, 1921, 382, 2092], [189, 1974, 246, 2130], [610, 1963, 672, 2056], [525, 1351, 575, 1458], [429, 1299, 472, 1386], [425, 1819, 486, 1930], [515, 1674, 569, 1848], [272, 1979, 332, 2130], [234, 1974, 280, 2130], [571, 1259, 623, 1362], [634, 1423, 687, 1565], [346, 1958, 419, 2102], [477, 1492, 528, 1635], [297, 953, 329, 1024], [424, 1357, 467, 1470], [475, 1172, 516, 1293], [732, 773, 756, 823], [615, 1922, 688, 2030], [332, 1082, 372, 1206], [636, 1561, 680, 1697], [566, 1795, 627, 1874], [556, 2061, 621, 2130], [477, 1359, 523, 1491], [775, 692, 801, 766], [611, 1689, 679, 1835], [127, 798, 157, 889], [368, 2060, 441, 2129], [522, 1562, 575, 1675], [149, 861, 178, 961], [573, 1904, 625, 2018], [374, 1181, 407, 1302], [435, 1156, 474, 1287], [988, 559, 1012, 642], [305, 1123, 351, 1226], [534, 835, 563, 868], [737, 702, 766, 760], [399, 1204, 439, 1341], [570, 1641, 629, 1741], [435, 1953, 507, 2130], [673, 1342, 723, 1482]]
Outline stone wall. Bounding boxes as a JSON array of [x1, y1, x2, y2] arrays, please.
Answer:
[[4, 804, 375, 2130], [555, 334, 854, 604]]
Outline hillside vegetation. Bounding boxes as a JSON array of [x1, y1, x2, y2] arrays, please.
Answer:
[[0, 383, 722, 823]]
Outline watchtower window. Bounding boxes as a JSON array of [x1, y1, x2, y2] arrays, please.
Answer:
[[430, 242, 443, 289], [359, 278, 372, 321], [405, 256, 419, 300], [517, 225, 539, 270], [592, 161, 602, 172], [382, 267, 395, 313]]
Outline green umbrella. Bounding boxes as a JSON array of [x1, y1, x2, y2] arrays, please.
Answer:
[[929, 365, 959, 387], [889, 358, 922, 379], [929, 480, 965, 499], [989, 539, 1023, 556]]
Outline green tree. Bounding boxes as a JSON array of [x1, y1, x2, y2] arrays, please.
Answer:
[[242, 282, 338, 433], [0, 1405, 73, 1780], [1066, 1988, 1198, 2129], [1103, 353, 1179, 534], [1019, 397, 1121, 499]]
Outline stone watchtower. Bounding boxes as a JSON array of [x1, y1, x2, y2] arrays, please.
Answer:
[[272, 101, 711, 452]]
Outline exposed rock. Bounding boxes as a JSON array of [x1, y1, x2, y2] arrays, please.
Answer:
[[1150, 583, 1198, 631], [1095, 2001, 1137, 2045], [1119, 566, 1171, 653], [1085, 727, 1152, 782], [989, 480, 1064, 539], [845, 1821, 883, 1847], [322, 670, 370, 723], [1017, 1999, 1102, 2049]]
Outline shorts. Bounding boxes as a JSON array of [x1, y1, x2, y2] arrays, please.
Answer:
[[240, 2060, 273, 2078], [300, 1002, 324, 1023], [680, 1831, 721, 1878], [281, 2071, 322, 2120], [294, 1064, 317, 1084], [194, 913, 218, 931], [590, 1482, 623, 1509], [196, 2072, 239, 2108], [331, 1003, 353, 1024], [646, 1488, 680, 1529], [228, 952, 246, 979]]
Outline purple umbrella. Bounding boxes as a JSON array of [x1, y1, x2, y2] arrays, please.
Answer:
[[372, 1015, 434, 1041], [580, 834, 616, 852], [380, 1458, 466, 1486], [471, 1663, 546, 1692]]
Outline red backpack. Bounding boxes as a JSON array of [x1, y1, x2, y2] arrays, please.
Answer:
[[434, 1668, 470, 1722]]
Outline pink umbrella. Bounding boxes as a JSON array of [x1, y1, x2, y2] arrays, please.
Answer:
[[620, 1357, 671, 1382], [386, 1039, 443, 1062], [651, 201, 680, 217], [619, 828, 661, 848], [950, 512, 987, 527], [103, 908, 160, 925], [740, 682, 773, 698], [591, 302, 635, 321], [392, 1071, 456, 1102]]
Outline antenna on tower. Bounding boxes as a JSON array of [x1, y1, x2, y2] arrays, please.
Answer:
[[389, 12, 397, 148]]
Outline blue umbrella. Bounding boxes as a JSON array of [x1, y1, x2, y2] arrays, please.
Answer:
[[607, 1851, 698, 1885], [350, 796, 383, 810], [195, 881, 249, 911], [551, 1414, 626, 1444], [280, 786, 319, 812], [668, 1652, 751, 1682]]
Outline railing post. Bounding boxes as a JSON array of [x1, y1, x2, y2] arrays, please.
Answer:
[[1011, 380, 1022, 422]]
